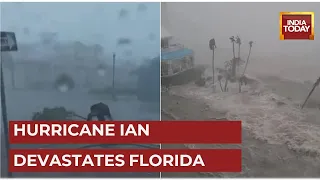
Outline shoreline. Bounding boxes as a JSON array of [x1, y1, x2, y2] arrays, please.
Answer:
[[161, 75, 320, 177]]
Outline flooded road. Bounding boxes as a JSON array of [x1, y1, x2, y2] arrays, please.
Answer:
[[1, 88, 160, 177], [3, 88, 160, 121]]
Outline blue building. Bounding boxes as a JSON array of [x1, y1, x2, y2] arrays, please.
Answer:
[[161, 27, 195, 78]]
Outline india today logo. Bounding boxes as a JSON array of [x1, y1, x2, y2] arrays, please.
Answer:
[[279, 12, 314, 40]]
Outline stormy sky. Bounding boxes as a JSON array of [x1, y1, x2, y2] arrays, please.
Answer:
[[162, 2, 319, 80], [0, 2, 160, 61], [162, 2, 319, 57]]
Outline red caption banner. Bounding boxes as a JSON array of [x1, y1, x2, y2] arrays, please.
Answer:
[[9, 149, 242, 172], [9, 121, 242, 144]]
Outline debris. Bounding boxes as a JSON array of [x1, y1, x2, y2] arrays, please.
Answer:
[[195, 77, 206, 87], [277, 101, 286, 106]]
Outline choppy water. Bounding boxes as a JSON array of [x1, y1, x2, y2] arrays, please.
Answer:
[[169, 75, 320, 158]]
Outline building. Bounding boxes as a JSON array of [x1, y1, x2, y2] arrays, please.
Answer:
[[161, 27, 194, 78]]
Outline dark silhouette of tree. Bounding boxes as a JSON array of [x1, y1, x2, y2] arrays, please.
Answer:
[[301, 76, 320, 109], [229, 36, 235, 59], [239, 41, 253, 93], [229, 36, 237, 77], [235, 36, 242, 73], [236, 36, 241, 59], [209, 38, 216, 91]]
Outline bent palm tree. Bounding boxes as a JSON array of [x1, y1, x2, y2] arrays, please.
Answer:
[[239, 41, 253, 93], [301, 76, 320, 109], [242, 41, 253, 76]]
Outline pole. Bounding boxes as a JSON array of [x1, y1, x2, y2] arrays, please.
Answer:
[[112, 53, 116, 100], [301, 76, 320, 109], [1, 53, 12, 177], [212, 48, 215, 90]]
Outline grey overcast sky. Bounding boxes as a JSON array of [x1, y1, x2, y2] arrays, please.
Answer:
[[163, 2, 319, 56], [0, 2, 160, 60]]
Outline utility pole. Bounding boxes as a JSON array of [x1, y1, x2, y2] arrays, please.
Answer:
[[1, 31, 18, 178], [1, 53, 12, 178], [209, 38, 216, 92], [112, 53, 116, 100]]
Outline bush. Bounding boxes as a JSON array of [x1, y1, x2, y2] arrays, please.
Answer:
[[32, 107, 74, 121]]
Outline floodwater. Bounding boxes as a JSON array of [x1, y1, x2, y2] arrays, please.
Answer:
[[1, 87, 160, 177], [4, 88, 160, 121], [161, 72, 320, 177]]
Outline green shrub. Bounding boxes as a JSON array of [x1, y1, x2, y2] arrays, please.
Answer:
[[32, 107, 74, 121]]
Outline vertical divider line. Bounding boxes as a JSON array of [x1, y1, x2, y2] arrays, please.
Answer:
[[159, 2, 162, 179]]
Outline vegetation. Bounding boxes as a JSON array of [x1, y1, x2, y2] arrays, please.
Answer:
[[217, 36, 253, 92], [32, 107, 74, 120]]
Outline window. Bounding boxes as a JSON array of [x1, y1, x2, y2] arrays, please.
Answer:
[[161, 38, 169, 49], [161, 62, 169, 76]]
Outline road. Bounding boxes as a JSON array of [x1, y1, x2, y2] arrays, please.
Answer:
[[1, 88, 160, 177]]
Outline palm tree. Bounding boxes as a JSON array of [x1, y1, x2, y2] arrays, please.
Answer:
[[229, 36, 236, 77], [223, 61, 232, 92], [229, 36, 235, 59], [242, 41, 253, 76], [209, 38, 216, 91], [236, 36, 241, 59], [239, 41, 253, 93], [235, 36, 242, 73]]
